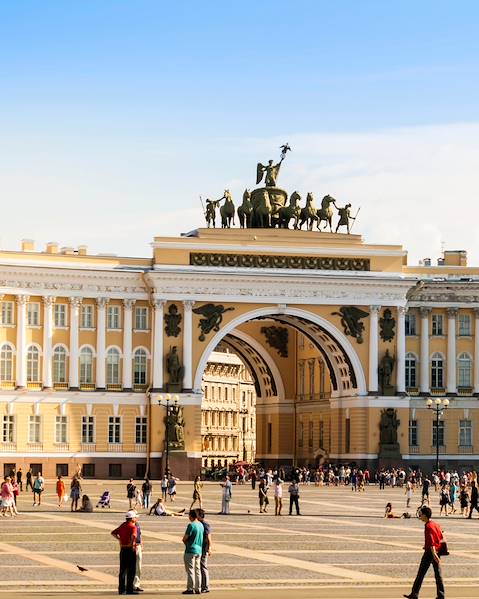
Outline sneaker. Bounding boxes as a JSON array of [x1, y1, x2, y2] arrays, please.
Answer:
[[182, 592, 194, 595]]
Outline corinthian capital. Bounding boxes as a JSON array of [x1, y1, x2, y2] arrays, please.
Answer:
[[42, 296, 56, 306], [447, 307, 458, 317], [69, 297, 83, 308], [96, 297, 109, 309], [123, 298, 136, 310], [15, 294, 30, 305], [183, 300, 196, 310]]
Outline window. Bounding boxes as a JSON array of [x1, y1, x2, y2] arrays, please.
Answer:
[[109, 463, 122, 477], [56, 463, 68, 477], [106, 348, 121, 385], [459, 419, 472, 447], [53, 346, 67, 384], [308, 421, 314, 448], [457, 313, 471, 336], [431, 314, 444, 336], [29, 463, 42, 476], [135, 417, 147, 444], [107, 305, 121, 329], [308, 360, 315, 398], [204, 385, 208, 400], [136, 463, 146, 478], [319, 421, 324, 448], [267, 422, 272, 453], [457, 353, 472, 388], [28, 415, 41, 443], [81, 416, 95, 443], [27, 346, 40, 382], [55, 416, 67, 443], [431, 353, 444, 388], [405, 353, 417, 388], [108, 416, 121, 443], [135, 307, 148, 330], [54, 304, 67, 327], [133, 349, 147, 385], [298, 421, 304, 447], [80, 305, 94, 329], [345, 418, 350, 453], [27, 302, 40, 326], [432, 420, 445, 447], [405, 313, 416, 336], [409, 420, 418, 446], [1, 301, 13, 325], [83, 463, 95, 477], [298, 361, 305, 396], [0, 344, 13, 381], [79, 347, 94, 384], [2, 415, 14, 443]]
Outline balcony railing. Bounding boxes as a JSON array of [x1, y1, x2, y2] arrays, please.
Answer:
[[26, 442, 43, 452], [409, 445, 420, 454], [53, 382, 69, 390], [0, 442, 16, 452], [430, 445, 447, 453], [133, 384, 148, 392], [80, 383, 96, 391], [0, 381, 15, 390], [296, 392, 331, 401], [458, 387, 473, 396], [430, 388, 446, 396], [406, 387, 419, 396], [107, 384, 122, 392], [81, 443, 96, 452], [108, 443, 123, 452], [135, 443, 147, 453], [54, 442, 70, 451], [458, 445, 474, 454], [27, 382, 42, 390]]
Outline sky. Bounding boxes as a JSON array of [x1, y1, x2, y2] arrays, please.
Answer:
[[1, 1, 479, 264]]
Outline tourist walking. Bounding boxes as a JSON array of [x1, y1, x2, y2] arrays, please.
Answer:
[[405, 479, 414, 508], [26, 468, 33, 492], [274, 478, 283, 515], [1, 476, 17, 517], [56, 475, 66, 507], [421, 476, 431, 505], [288, 480, 300, 515], [258, 478, 269, 513], [197, 508, 212, 594], [161, 475, 168, 500], [32, 472, 45, 506], [111, 510, 138, 595], [133, 512, 143, 592], [142, 479, 152, 509], [220, 476, 232, 514], [439, 485, 449, 517], [459, 484, 469, 517], [403, 505, 445, 599], [70, 476, 82, 512], [468, 480, 479, 518], [250, 469, 257, 490], [182, 509, 204, 595], [16, 468, 23, 492], [127, 479, 136, 509], [190, 475, 203, 510]]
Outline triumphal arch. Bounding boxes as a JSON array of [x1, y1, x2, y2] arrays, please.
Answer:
[[2, 148, 479, 478]]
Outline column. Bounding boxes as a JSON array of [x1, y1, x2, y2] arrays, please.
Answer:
[[122, 299, 135, 391], [42, 296, 55, 389], [69, 297, 82, 390], [368, 305, 380, 394], [396, 306, 406, 395], [152, 299, 166, 391], [447, 307, 458, 395], [96, 298, 108, 390], [419, 307, 431, 395], [474, 308, 479, 395], [15, 295, 29, 389], [183, 300, 195, 391]]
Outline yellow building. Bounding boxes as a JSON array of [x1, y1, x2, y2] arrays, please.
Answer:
[[1, 232, 479, 479], [201, 349, 256, 468]]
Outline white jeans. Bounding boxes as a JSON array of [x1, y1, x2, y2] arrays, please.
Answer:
[[133, 545, 142, 589], [184, 553, 201, 592]]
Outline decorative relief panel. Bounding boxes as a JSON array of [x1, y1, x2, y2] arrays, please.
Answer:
[[190, 252, 370, 271]]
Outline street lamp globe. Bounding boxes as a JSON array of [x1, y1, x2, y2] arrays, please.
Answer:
[[435, 398, 441, 406], [443, 398, 449, 408], [426, 398, 433, 408]]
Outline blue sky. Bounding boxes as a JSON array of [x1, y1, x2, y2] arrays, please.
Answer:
[[1, 1, 479, 262]]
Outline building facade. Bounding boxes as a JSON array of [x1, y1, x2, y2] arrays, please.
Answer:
[[201, 349, 256, 468], [1, 232, 479, 478]]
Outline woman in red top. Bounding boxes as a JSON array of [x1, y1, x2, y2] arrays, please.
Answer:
[[403, 505, 445, 599]]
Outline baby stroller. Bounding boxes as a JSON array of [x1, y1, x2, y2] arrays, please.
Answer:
[[96, 490, 111, 508]]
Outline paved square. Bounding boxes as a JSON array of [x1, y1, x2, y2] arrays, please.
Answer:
[[1, 480, 479, 598]]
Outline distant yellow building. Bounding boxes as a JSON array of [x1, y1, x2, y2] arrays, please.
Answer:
[[1, 232, 479, 478], [201, 349, 256, 468]]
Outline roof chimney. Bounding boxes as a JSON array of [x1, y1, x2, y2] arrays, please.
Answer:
[[78, 245, 88, 256], [21, 239, 35, 252], [61, 247, 75, 255], [443, 250, 467, 267]]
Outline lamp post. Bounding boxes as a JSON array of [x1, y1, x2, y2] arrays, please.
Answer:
[[426, 397, 449, 474], [158, 393, 179, 477]]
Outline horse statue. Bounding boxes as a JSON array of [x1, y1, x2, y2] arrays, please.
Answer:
[[220, 189, 235, 228], [298, 192, 318, 231], [205, 199, 221, 228], [278, 191, 302, 229], [316, 194, 337, 232], [253, 188, 272, 228], [237, 189, 253, 228]]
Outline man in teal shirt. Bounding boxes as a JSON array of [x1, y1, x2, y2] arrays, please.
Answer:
[[182, 509, 204, 594]]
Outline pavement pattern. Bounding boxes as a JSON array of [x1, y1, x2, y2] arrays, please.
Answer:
[[1, 479, 479, 598]]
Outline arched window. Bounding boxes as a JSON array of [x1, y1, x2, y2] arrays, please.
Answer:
[[0, 344, 13, 382], [106, 348, 121, 385], [405, 352, 417, 388], [79, 347, 94, 384], [431, 353, 444, 389], [133, 349, 147, 385], [457, 352, 472, 388], [53, 346, 67, 383], [27, 345, 40, 382]]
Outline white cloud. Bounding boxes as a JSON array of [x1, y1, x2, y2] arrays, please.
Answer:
[[1, 122, 479, 265]]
